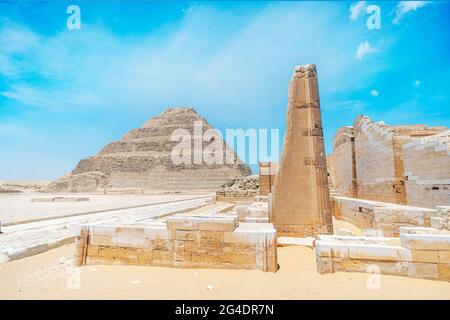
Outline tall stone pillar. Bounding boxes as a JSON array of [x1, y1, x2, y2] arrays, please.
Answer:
[[271, 64, 333, 237]]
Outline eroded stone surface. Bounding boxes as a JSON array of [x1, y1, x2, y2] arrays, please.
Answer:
[[75, 215, 277, 272], [271, 64, 333, 237]]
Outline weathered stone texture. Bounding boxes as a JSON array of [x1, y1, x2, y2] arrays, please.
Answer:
[[259, 162, 278, 196], [331, 195, 441, 237], [332, 115, 448, 207], [403, 130, 450, 208], [331, 126, 356, 197], [47, 108, 252, 192], [271, 64, 333, 237], [315, 229, 450, 281], [74, 215, 277, 272]]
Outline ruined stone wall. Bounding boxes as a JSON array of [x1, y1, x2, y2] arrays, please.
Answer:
[[259, 162, 278, 196], [403, 131, 450, 208], [74, 215, 277, 272], [331, 195, 442, 236], [316, 227, 450, 282], [332, 126, 356, 197], [332, 115, 447, 206], [353, 116, 404, 204]]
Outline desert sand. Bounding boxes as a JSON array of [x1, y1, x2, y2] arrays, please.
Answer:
[[1, 244, 449, 300]]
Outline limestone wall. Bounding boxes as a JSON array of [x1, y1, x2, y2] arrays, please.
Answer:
[[332, 126, 356, 197], [74, 214, 277, 272], [316, 227, 450, 282], [259, 162, 278, 196], [403, 131, 450, 208], [353, 116, 405, 204], [331, 196, 440, 236], [332, 115, 447, 207]]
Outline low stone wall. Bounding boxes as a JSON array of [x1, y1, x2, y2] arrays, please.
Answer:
[[235, 196, 269, 223], [331, 196, 440, 236], [74, 214, 277, 272], [316, 227, 450, 282], [215, 195, 256, 203]]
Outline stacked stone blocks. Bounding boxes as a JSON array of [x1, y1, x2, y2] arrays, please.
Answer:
[[74, 214, 277, 272], [316, 226, 450, 281]]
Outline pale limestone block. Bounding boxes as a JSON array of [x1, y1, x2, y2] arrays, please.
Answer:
[[113, 234, 148, 248], [236, 204, 251, 221], [91, 225, 117, 237], [336, 228, 354, 236], [408, 262, 439, 279], [167, 216, 199, 231], [431, 217, 446, 229], [315, 242, 349, 258], [406, 250, 439, 263], [278, 237, 315, 247], [399, 226, 439, 235], [115, 227, 146, 239], [243, 217, 269, 223], [89, 235, 115, 247], [401, 234, 450, 250], [362, 229, 384, 237], [347, 243, 408, 261], [255, 196, 268, 202], [438, 251, 450, 264], [197, 216, 238, 232], [224, 230, 267, 244], [174, 230, 196, 241], [438, 264, 450, 281], [143, 227, 171, 240], [245, 206, 268, 218]]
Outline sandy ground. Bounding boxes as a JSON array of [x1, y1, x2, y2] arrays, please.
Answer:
[[0, 193, 211, 224], [0, 244, 449, 300]]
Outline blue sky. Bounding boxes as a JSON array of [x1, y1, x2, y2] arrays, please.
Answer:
[[1, 1, 449, 180]]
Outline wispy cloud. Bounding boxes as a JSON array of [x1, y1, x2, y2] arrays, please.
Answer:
[[0, 2, 385, 114], [355, 40, 376, 60], [370, 89, 379, 97], [393, 1, 429, 24], [414, 80, 422, 87], [349, 1, 367, 21]]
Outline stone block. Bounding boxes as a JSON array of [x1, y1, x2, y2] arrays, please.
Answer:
[[408, 250, 439, 263], [401, 234, 450, 250], [167, 216, 199, 231], [431, 217, 446, 229], [437, 263, 450, 281], [174, 230, 196, 241], [197, 216, 238, 232], [362, 229, 384, 237], [143, 227, 171, 240], [316, 255, 334, 273], [89, 235, 114, 247], [255, 196, 268, 202], [408, 262, 439, 280], [315, 242, 349, 258], [347, 244, 408, 261], [197, 230, 224, 242], [438, 251, 450, 264]]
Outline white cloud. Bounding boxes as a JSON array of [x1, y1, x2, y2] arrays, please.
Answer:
[[350, 1, 367, 20], [393, 1, 429, 24], [414, 80, 421, 87], [370, 89, 379, 97], [355, 41, 375, 60]]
